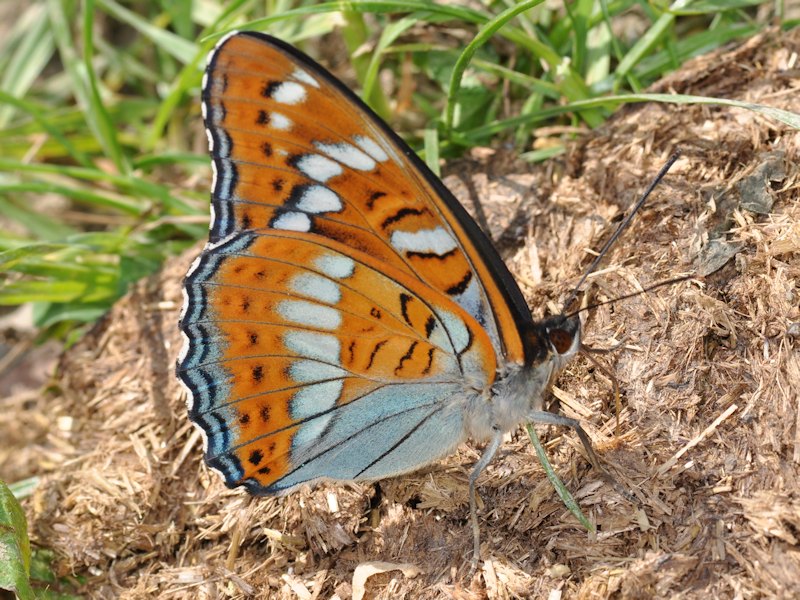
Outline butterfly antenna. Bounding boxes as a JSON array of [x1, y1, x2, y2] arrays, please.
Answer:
[[564, 274, 694, 319], [562, 149, 682, 312]]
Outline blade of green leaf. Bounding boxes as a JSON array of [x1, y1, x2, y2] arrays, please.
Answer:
[[0, 182, 146, 216], [0, 277, 118, 305], [0, 91, 94, 169], [0, 159, 199, 216], [0, 243, 72, 269], [614, 0, 696, 89], [423, 127, 440, 176], [465, 93, 800, 139], [80, 0, 129, 174], [673, 0, 765, 14], [0, 479, 34, 600], [209, 1, 492, 42], [360, 16, 417, 117], [47, 0, 130, 175], [525, 424, 595, 532], [95, 0, 197, 63], [34, 301, 110, 328], [445, 0, 546, 129], [0, 197, 75, 240], [0, 5, 55, 128]]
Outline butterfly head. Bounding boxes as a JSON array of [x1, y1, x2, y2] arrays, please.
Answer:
[[523, 314, 582, 371], [482, 314, 582, 434]]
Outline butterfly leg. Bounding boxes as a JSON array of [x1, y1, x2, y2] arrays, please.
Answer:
[[469, 427, 503, 570], [527, 411, 635, 502]]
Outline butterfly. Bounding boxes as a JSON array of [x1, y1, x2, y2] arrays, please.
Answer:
[[178, 30, 622, 561]]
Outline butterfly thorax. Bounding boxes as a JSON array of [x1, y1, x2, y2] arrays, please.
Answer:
[[463, 315, 581, 442]]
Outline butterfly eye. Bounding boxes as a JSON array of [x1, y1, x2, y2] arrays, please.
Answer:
[[548, 328, 576, 355]]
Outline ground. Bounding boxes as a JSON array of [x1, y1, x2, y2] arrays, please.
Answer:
[[2, 26, 799, 600]]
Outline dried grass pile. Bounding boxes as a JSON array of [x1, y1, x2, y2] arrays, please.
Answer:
[[4, 27, 799, 599]]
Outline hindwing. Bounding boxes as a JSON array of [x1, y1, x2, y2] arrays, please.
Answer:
[[179, 230, 496, 492]]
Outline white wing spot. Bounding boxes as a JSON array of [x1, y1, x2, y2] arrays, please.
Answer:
[[272, 211, 311, 232], [295, 155, 343, 183], [290, 273, 342, 304], [390, 227, 458, 256], [206, 231, 240, 252], [291, 67, 319, 88], [208, 203, 217, 232], [278, 300, 342, 330], [314, 254, 355, 279], [215, 30, 239, 50], [315, 142, 376, 171], [353, 135, 389, 162], [209, 161, 218, 203], [271, 112, 292, 130], [289, 360, 346, 383], [285, 330, 342, 363], [205, 128, 214, 152], [453, 276, 481, 317], [295, 185, 342, 213], [179, 288, 192, 321], [435, 309, 471, 354], [292, 413, 334, 451], [179, 375, 198, 414], [178, 329, 191, 362], [204, 47, 217, 74], [272, 81, 306, 105], [290, 380, 343, 420]]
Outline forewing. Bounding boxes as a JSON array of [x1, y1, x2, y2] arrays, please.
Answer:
[[202, 31, 528, 363]]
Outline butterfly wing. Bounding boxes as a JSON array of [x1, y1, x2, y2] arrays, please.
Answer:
[[179, 31, 532, 494], [201, 31, 529, 363], [179, 229, 496, 492]]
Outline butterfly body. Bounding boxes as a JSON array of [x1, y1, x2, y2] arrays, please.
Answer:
[[178, 31, 589, 554], [462, 318, 580, 442]]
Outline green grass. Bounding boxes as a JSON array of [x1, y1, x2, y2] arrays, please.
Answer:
[[0, 0, 796, 334]]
